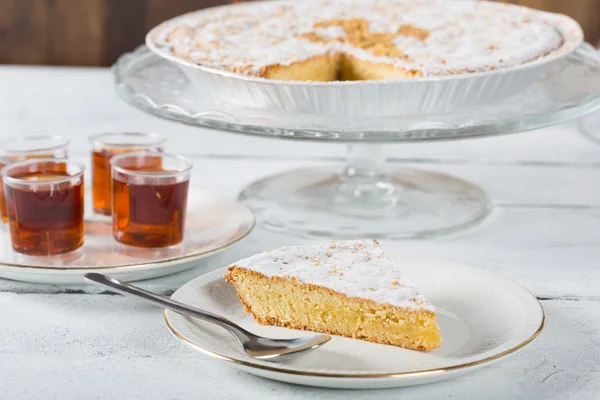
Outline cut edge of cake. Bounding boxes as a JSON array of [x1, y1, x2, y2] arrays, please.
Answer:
[[263, 52, 422, 81]]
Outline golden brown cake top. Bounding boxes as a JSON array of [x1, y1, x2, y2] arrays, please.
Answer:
[[230, 239, 434, 311], [148, 0, 582, 78]]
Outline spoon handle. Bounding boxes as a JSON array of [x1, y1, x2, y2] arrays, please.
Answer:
[[84, 273, 253, 340]]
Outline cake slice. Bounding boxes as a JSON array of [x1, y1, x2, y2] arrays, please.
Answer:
[[225, 239, 441, 351]]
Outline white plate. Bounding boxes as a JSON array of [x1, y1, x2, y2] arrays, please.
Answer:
[[165, 255, 544, 389], [0, 191, 254, 284]]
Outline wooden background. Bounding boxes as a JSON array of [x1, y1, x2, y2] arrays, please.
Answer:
[[0, 0, 597, 66]]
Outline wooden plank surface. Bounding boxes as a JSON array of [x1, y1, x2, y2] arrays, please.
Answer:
[[1, 292, 598, 399], [0, 0, 598, 66], [499, 0, 599, 45], [46, 0, 106, 66], [0, 0, 50, 65], [1, 61, 600, 398], [1, 66, 600, 302]]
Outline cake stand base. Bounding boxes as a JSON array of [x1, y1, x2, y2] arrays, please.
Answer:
[[239, 145, 490, 239]]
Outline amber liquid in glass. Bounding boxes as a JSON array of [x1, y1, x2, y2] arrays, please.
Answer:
[[0, 153, 67, 222], [5, 173, 84, 255], [113, 169, 189, 248], [92, 150, 113, 215], [93, 150, 162, 215]]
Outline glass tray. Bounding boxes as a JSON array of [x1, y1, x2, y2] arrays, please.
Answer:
[[114, 44, 600, 143], [113, 45, 600, 239]]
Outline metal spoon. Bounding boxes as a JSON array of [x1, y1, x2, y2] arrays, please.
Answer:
[[84, 273, 330, 360]]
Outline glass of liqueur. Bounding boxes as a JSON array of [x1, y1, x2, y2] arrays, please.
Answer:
[[2, 159, 85, 255], [89, 133, 166, 216], [0, 136, 69, 222], [110, 152, 192, 248]]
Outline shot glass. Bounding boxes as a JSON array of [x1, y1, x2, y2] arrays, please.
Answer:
[[90, 132, 166, 215], [2, 159, 85, 256], [111, 152, 192, 248], [0, 135, 69, 221]]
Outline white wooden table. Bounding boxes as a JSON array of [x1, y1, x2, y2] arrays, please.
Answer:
[[0, 66, 599, 400]]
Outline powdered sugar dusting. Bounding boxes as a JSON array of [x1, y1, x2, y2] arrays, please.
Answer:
[[149, 0, 576, 78], [315, 26, 347, 40], [230, 239, 435, 312]]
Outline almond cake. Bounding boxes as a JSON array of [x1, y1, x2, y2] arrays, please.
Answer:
[[225, 239, 441, 351], [148, 0, 581, 81]]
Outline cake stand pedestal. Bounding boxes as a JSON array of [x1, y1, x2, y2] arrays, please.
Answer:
[[239, 144, 488, 238], [113, 44, 600, 239]]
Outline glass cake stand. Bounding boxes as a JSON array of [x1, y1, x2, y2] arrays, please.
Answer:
[[113, 44, 600, 239], [579, 111, 600, 145], [577, 48, 600, 145]]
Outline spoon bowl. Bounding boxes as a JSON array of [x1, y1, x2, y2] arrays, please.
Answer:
[[242, 335, 331, 360]]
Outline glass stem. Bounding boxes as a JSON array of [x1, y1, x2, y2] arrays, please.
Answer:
[[340, 144, 395, 200], [343, 144, 385, 182]]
